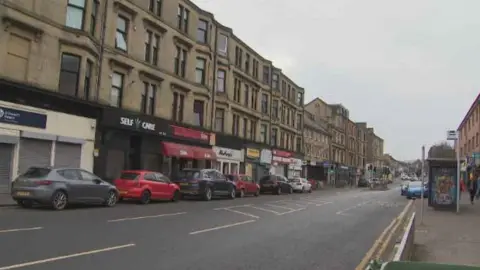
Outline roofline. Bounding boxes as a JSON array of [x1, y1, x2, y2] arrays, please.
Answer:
[[457, 92, 480, 130]]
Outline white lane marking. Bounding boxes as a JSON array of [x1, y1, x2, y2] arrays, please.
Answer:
[[107, 212, 187, 222], [189, 220, 256, 235], [218, 208, 260, 219], [0, 243, 135, 270], [264, 204, 296, 211], [336, 200, 371, 215], [213, 204, 252, 210], [271, 200, 308, 207], [248, 205, 282, 214], [276, 208, 306, 215], [0, 227, 43, 234], [298, 199, 332, 206]]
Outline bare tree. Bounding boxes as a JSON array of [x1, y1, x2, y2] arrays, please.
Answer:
[[428, 141, 456, 159]]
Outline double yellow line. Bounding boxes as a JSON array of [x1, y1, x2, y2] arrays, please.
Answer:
[[355, 200, 414, 270]]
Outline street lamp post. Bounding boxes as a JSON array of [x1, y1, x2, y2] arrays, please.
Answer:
[[447, 130, 460, 214]]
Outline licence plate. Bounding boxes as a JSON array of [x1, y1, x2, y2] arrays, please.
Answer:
[[119, 191, 127, 195], [262, 184, 271, 187], [15, 191, 30, 196], [180, 183, 189, 186]]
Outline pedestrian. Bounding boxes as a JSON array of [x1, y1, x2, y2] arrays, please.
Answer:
[[468, 168, 479, 205]]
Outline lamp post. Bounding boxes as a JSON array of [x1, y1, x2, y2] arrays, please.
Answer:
[[447, 130, 460, 214]]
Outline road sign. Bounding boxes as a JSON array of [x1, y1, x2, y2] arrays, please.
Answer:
[[446, 130, 458, 140]]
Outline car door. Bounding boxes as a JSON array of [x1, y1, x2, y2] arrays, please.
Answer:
[[78, 170, 109, 203], [154, 172, 172, 199], [56, 169, 85, 203], [213, 170, 229, 192], [244, 176, 256, 193], [143, 173, 160, 198]]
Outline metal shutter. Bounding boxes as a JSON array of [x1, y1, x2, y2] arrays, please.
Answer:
[[105, 149, 125, 181], [0, 143, 14, 194], [18, 138, 52, 175], [54, 142, 82, 168]]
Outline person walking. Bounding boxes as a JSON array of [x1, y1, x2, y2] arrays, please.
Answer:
[[468, 169, 478, 205]]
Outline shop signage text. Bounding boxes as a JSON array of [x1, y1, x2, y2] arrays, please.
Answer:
[[272, 156, 292, 163], [246, 148, 260, 158], [213, 146, 243, 161], [272, 149, 292, 158], [0, 106, 47, 129], [120, 117, 156, 131], [172, 125, 210, 142], [219, 149, 233, 157]]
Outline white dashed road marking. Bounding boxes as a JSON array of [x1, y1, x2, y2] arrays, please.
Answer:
[[0, 227, 43, 234], [189, 220, 256, 235], [107, 212, 187, 222]]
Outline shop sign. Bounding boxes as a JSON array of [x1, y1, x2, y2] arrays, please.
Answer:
[[260, 149, 272, 164], [0, 106, 47, 129], [171, 125, 210, 142], [213, 146, 243, 161], [246, 148, 260, 158], [272, 149, 292, 158], [120, 117, 157, 131], [272, 155, 292, 163]]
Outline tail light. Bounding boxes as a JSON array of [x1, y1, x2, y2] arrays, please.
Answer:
[[36, 180, 52, 186]]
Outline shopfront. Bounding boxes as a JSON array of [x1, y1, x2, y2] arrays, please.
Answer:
[[288, 158, 303, 179], [271, 149, 292, 177], [0, 101, 96, 193], [244, 147, 271, 182], [95, 108, 216, 181], [212, 146, 243, 175]]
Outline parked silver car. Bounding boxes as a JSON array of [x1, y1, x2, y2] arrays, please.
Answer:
[[11, 167, 118, 210]]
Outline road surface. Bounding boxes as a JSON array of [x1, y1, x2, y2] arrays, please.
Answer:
[[0, 185, 406, 270]]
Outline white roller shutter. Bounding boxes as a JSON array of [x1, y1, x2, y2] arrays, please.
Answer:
[[0, 143, 14, 194], [54, 142, 82, 168], [18, 138, 52, 175]]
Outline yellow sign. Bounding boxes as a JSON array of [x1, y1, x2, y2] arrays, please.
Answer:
[[246, 148, 260, 158]]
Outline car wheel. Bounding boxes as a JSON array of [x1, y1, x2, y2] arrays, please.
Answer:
[[228, 187, 236, 200], [172, 190, 181, 202], [104, 190, 117, 207], [301, 187, 305, 193], [288, 187, 293, 194], [203, 187, 212, 201], [140, 190, 151, 204], [17, 200, 33, 208], [308, 187, 312, 193], [254, 189, 260, 197], [276, 186, 282, 195], [239, 189, 245, 198], [51, 190, 68, 210]]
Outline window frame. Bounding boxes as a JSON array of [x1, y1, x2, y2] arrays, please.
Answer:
[[110, 72, 124, 107], [66, 0, 86, 30], [197, 19, 208, 43], [58, 53, 81, 97], [115, 15, 129, 51]]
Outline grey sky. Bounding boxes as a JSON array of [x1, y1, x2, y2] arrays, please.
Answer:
[[192, 0, 480, 160]]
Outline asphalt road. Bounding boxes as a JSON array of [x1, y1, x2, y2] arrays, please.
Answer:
[[0, 184, 407, 270]]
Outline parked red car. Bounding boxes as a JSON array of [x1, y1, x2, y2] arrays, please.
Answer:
[[225, 174, 260, 197], [114, 170, 181, 204]]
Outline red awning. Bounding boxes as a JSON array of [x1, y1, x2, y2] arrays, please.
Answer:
[[192, 146, 217, 160], [161, 142, 195, 159], [161, 142, 216, 160]]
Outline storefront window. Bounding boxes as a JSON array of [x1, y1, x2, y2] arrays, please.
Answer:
[[231, 163, 238, 174], [222, 162, 229, 174]]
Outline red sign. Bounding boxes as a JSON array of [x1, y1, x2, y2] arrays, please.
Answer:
[[272, 149, 292, 158], [171, 125, 210, 142]]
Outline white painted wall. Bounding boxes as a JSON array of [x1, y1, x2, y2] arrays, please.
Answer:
[[0, 101, 96, 178]]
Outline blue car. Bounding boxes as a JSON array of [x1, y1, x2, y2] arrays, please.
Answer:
[[400, 183, 409, 196], [406, 182, 428, 199]]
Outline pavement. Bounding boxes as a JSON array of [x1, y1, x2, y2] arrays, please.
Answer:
[[413, 192, 480, 267], [0, 193, 15, 207], [0, 184, 407, 270]]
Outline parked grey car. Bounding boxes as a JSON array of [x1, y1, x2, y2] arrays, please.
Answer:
[[11, 167, 119, 210]]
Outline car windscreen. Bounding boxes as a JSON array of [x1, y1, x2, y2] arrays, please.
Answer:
[[21, 167, 51, 178], [409, 182, 422, 188], [119, 172, 140, 180]]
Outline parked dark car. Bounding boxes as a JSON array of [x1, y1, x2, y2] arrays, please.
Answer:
[[259, 175, 293, 195], [11, 166, 118, 210], [172, 169, 236, 201]]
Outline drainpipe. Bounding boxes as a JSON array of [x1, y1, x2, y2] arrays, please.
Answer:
[[95, 0, 109, 102]]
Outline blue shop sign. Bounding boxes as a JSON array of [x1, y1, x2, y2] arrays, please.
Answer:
[[0, 106, 47, 129]]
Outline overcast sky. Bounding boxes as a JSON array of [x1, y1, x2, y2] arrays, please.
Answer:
[[192, 0, 480, 161]]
